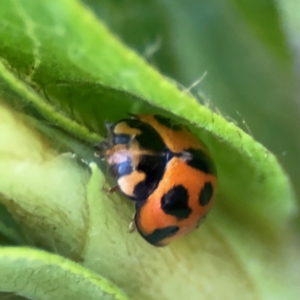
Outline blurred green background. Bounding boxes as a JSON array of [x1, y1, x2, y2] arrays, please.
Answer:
[[83, 0, 300, 213]]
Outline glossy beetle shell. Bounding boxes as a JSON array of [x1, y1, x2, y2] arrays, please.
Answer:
[[97, 114, 217, 246]]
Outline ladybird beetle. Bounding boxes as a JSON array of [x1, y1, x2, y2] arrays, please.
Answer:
[[96, 114, 217, 246]]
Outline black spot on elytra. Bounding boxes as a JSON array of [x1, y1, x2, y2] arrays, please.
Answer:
[[110, 119, 164, 152], [161, 185, 192, 219], [138, 225, 179, 246], [123, 119, 166, 152], [132, 154, 167, 200], [185, 149, 217, 175], [153, 115, 183, 131], [199, 182, 214, 206], [135, 129, 165, 153], [108, 118, 170, 201]]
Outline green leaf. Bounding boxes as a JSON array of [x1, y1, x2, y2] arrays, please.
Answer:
[[276, 0, 300, 77], [229, 0, 290, 62], [83, 0, 300, 207], [0, 1, 299, 300], [0, 246, 129, 300], [0, 202, 25, 245], [0, 0, 295, 231]]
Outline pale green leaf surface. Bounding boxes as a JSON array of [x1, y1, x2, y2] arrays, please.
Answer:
[[83, 162, 300, 300], [0, 96, 299, 300], [0, 1, 299, 300], [0, 246, 129, 300]]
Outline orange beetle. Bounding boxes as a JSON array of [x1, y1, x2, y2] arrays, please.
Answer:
[[96, 114, 217, 246]]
